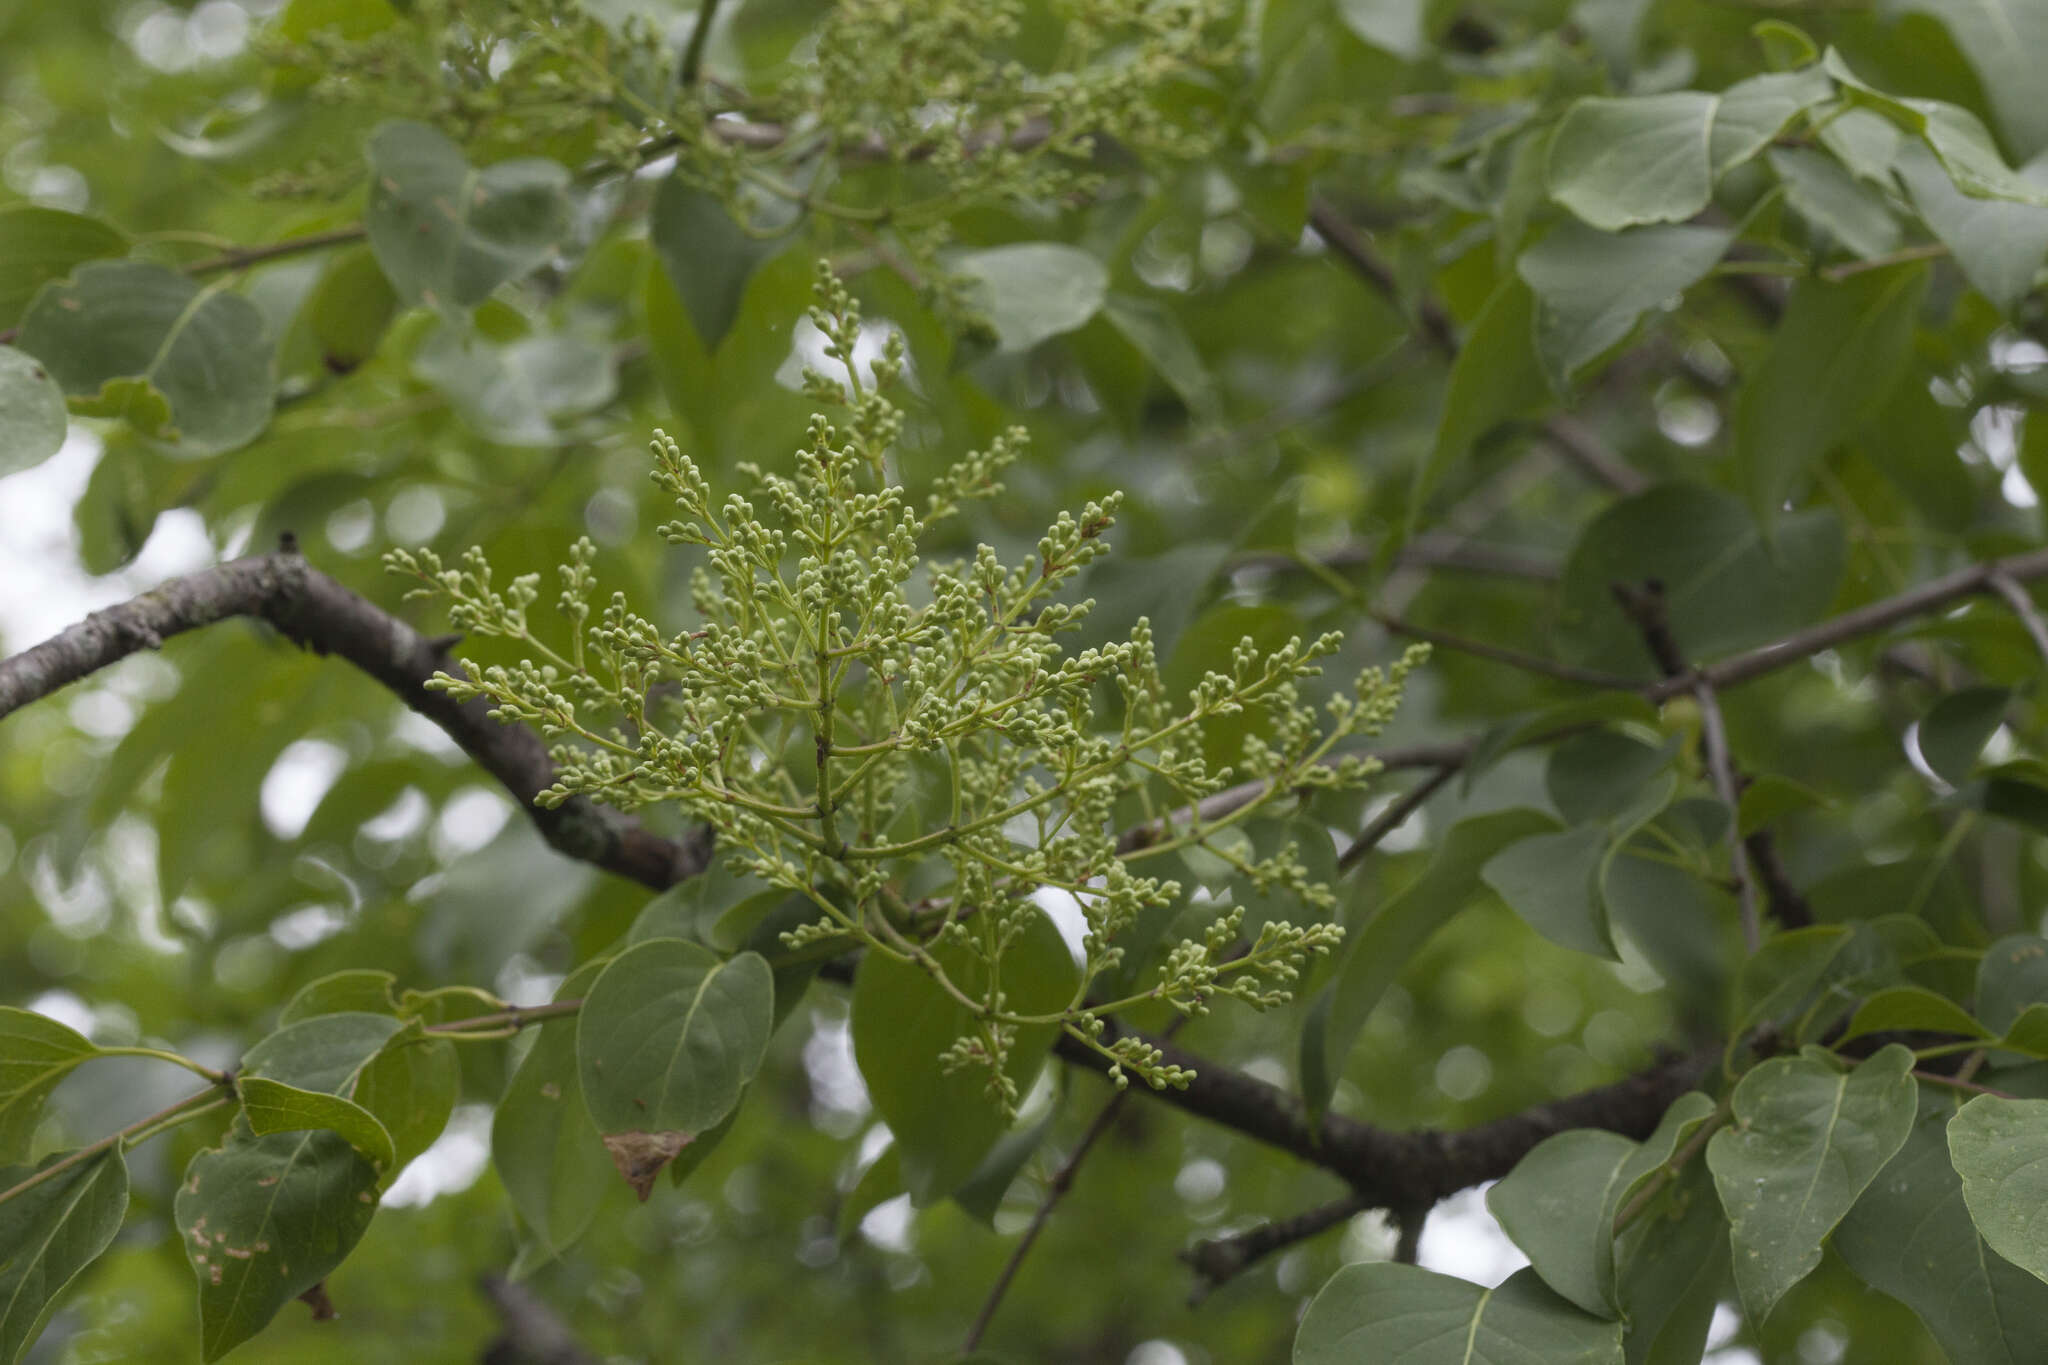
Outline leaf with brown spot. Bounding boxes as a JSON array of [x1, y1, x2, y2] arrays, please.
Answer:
[[296, 1282, 337, 1321], [602, 1130, 692, 1201]]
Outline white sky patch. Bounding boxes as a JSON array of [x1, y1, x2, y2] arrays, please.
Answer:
[[1030, 885, 1090, 964], [25, 990, 95, 1038], [775, 315, 913, 395], [260, 739, 350, 840], [431, 786, 514, 861], [859, 1193, 916, 1254], [802, 1007, 870, 1137], [1415, 1185, 1529, 1288], [382, 1104, 494, 1208], [1126, 1344, 1190, 1365]]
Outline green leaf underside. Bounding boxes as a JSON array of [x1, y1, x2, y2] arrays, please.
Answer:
[[575, 939, 774, 1195], [176, 1127, 380, 1361], [1705, 1044, 1917, 1322], [237, 1076, 396, 1172], [1294, 1264, 1624, 1364], [1948, 1096, 2048, 1289], [0, 1009, 99, 1164], [493, 961, 612, 1263], [0, 1149, 128, 1365]]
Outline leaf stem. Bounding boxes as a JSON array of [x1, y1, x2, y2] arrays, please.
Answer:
[[0, 1084, 231, 1210], [93, 1045, 229, 1084]]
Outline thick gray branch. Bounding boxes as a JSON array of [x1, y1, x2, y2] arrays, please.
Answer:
[[0, 546, 704, 892]]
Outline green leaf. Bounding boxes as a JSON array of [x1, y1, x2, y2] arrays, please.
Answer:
[[1918, 687, 2012, 786], [0, 1008, 98, 1163], [1294, 1264, 1624, 1364], [953, 1101, 1060, 1226], [1884, 0, 2048, 161], [575, 939, 774, 1198], [1615, 1162, 1728, 1365], [237, 1076, 396, 1172], [1705, 1044, 1917, 1321], [1822, 49, 2048, 205], [1557, 483, 1845, 676], [1517, 222, 1730, 390], [1768, 147, 1902, 259], [1837, 1099, 2048, 1364], [1547, 93, 1717, 231], [1949, 1096, 2048, 1288], [17, 261, 275, 455], [1736, 774, 1827, 836], [278, 970, 399, 1025], [176, 1127, 380, 1361], [0, 206, 127, 331], [350, 1030, 458, 1172], [1546, 731, 1676, 826], [1710, 68, 1835, 175], [1335, 0, 1426, 59], [1483, 825, 1618, 959], [1733, 264, 1929, 520], [1487, 1128, 1638, 1316], [852, 905, 1078, 1205], [493, 962, 612, 1265], [1461, 694, 1660, 793], [1412, 276, 1550, 524], [648, 177, 787, 352], [363, 120, 571, 310], [953, 244, 1109, 354], [301, 246, 399, 372], [1976, 934, 2048, 1035], [1998, 1002, 2048, 1058], [241, 1012, 406, 1096], [1839, 985, 1989, 1043], [1300, 809, 1559, 1113], [1895, 143, 2048, 314], [0, 1148, 128, 1365], [1102, 293, 1215, 417], [412, 321, 617, 447], [0, 347, 67, 478]]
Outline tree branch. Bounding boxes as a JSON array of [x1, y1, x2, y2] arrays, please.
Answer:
[[0, 544, 705, 892], [1181, 1191, 1370, 1302], [1054, 1018, 1711, 1210]]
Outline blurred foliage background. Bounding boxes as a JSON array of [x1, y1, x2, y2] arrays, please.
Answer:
[[4, 0, 2048, 1360]]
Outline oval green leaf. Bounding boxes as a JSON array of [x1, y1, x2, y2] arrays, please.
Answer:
[[0, 1008, 99, 1163], [1948, 1095, 2048, 1290], [0, 1148, 128, 1365], [1295, 1264, 1623, 1364], [0, 347, 67, 477]]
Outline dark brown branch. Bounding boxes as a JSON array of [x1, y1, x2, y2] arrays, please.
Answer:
[[1055, 1019, 1711, 1210], [1181, 1191, 1370, 1302], [182, 226, 369, 277], [0, 545, 704, 893], [1336, 764, 1456, 871]]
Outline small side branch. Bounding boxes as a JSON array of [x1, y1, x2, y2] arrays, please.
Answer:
[[1988, 571, 2048, 665], [1181, 1191, 1371, 1302]]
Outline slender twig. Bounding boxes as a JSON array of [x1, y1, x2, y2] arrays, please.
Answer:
[[1988, 571, 2048, 665], [423, 998, 584, 1036], [1820, 243, 1949, 282], [1611, 1094, 1731, 1235], [679, 0, 722, 85], [1368, 609, 1645, 690], [1181, 1191, 1371, 1301], [1913, 1069, 2014, 1100], [1337, 764, 1458, 870], [0, 1084, 229, 1209], [181, 225, 368, 277]]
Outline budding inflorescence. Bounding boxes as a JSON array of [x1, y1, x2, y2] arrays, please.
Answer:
[[389, 265, 1422, 1103]]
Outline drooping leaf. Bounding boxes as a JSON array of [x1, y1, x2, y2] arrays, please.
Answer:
[[1949, 1096, 2048, 1289], [1895, 143, 2048, 314], [0, 347, 68, 478], [1517, 221, 1731, 390], [240, 1012, 406, 1096], [1546, 731, 1677, 827], [1918, 687, 2013, 786], [1769, 147, 1903, 259], [1294, 1264, 1624, 1364], [1614, 1162, 1728, 1365], [1977, 935, 2048, 1035], [0, 1148, 129, 1365], [363, 119, 571, 310], [0, 1008, 98, 1163], [1488, 1128, 1638, 1316], [852, 905, 1078, 1205], [575, 939, 774, 1197], [1335, 0, 1426, 59], [1301, 809, 1559, 1113], [648, 177, 788, 352], [0, 206, 127, 330], [1547, 93, 1717, 231], [301, 246, 399, 372], [17, 261, 275, 455], [348, 1030, 458, 1172], [1705, 1044, 1917, 1321], [1733, 264, 1929, 521], [1411, 275, 1550, 523], [1483, 826, 1618, 959], [493, 962, 612, 1264], [1822, 49, 2048, 205], [237, 1076, 397, 1172], [952, 244, 1109, 354], [1838, 1099, 2048, 1365], [1709, 67, 1835, 175], [176, 1127, 380, 1361], [278, 970, 400, 1026], [1884, 0, 2048, 161], [1102, 293, 1216, 416]]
